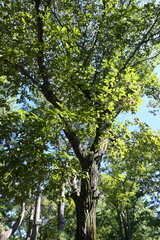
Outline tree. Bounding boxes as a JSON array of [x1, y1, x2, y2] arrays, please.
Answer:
[[97, 121, 160, 240], [0, 1, 160, 239], [0, 109, 75, 239]]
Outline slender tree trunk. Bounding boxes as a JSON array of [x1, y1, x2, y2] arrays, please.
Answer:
[[74, 160, 99, 240], [125, 207, 132, 240], [58, 185, 65, 240], [26, 205, 35, 240], [119, 209, 132, 240], [0, 199, 25, 240], [30, 185, 42, 240], [117, 210, 125, 240]]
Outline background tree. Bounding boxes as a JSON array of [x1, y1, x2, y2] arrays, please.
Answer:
[[97, 121, 160, 240], [0, 108, 77, 239]]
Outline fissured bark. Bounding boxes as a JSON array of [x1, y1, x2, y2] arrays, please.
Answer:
[[74, 160, 99, 240]]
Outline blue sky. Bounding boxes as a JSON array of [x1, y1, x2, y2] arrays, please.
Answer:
[[118, 66, 160, 131]]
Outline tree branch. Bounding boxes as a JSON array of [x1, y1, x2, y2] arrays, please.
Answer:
[[3, 60, 38, 85], [120, 10, 160, 72], [40, 83, 61, 109], [131, 52, 160, 67], [64, 128, 84, 164]]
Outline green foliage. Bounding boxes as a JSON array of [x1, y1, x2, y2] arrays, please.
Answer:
[[97, 123, 160, 240], [0, 0, 160, 239], [1, 0, 160, 138]]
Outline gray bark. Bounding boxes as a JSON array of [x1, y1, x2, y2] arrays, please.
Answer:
[[26, 205, 35, 240], [30, 185, 42, 240], [58, 185, 65, 240]]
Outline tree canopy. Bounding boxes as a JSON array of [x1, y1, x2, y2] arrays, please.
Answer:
[[0, 0, 160, 239]]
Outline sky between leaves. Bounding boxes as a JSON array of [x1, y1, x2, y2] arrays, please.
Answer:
[[118, 65, 160, 131]]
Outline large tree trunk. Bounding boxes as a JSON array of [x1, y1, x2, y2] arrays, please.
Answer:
[[74, 160, 99, 240], [0, 199, 26, 240]]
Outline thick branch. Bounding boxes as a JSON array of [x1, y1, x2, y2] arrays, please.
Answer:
[[64, 129, 84, 164], [3, 58, 61, 110], [34, 0, 47, 81], [77, 84, 92, 100], [34, 1, 66, 110], [3, 60, 84, 164], [40, 83, 61, 109], [34, 3, 85, 162]]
